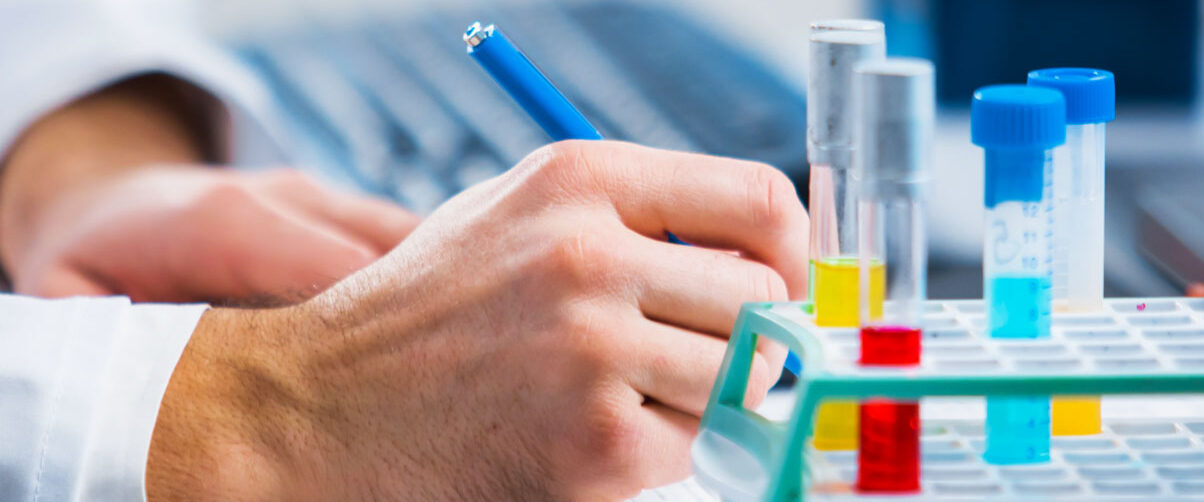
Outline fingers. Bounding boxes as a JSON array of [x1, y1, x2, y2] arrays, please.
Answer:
[[542, 141, 810, 299], [628, 235, 789, 336], [622, 319, 729, 417], [632, 403, 697, 488], [18, 265, 112, 298], [320, 192, 423, 252], [233, 210, 379, 297], [603, 381, 778, 493], [177, 195, 379, 302], [256, 169, 422, 253], [622, 316, 785, 417]]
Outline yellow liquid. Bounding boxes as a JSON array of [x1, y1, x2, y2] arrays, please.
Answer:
[[813, 401, 859, 450], [810, 257, 884, 450], [813, 257, 885, 327], [1052, 396, 1101, 435], [1051, 302, 1102, 435]]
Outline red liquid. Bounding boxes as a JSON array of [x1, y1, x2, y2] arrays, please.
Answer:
[[856, 325, 921, 493], [856, 400, 921, 493], [859, 325, 922, 365]]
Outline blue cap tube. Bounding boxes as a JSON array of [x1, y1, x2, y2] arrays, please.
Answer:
[[1028, 68, 1115, 436], [972, 84, 1066, 466], [1027, 68, 1114, 314]]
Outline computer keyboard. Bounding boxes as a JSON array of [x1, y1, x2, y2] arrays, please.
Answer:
[[229, 0, 808, 213], [571, 2, 806, 169]]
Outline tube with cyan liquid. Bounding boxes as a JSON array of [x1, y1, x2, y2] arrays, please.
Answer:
[[1028, 68, 1115, 436], [806, 19, 885, 452], [853, 58, 933, 494], [972, 85, 1066, 465]]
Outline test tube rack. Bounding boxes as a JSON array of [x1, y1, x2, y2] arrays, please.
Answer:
[[692, 297, 1204, 501]]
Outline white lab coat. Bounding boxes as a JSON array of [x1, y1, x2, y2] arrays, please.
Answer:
[[0, 0, 289, 168], [0, 297, 207, 501], [0, 1, 281, 501]]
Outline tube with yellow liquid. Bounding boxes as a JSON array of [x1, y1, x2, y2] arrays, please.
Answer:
[[1028, 68, 1114, 436], [811, 258, 884, 450], [806, 19, 885, 450]]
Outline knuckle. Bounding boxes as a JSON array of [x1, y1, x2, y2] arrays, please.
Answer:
[[580, 393, 642, 478], [525, 140, 591, 184], [547, 229, 617, 289], [560, 310, 619, 371], [746, 164, 797, 230]]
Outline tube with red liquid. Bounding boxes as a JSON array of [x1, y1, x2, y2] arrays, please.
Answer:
[[853, 57, 934, 494]]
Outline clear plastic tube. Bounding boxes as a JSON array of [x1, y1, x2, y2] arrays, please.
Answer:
[[852, 58, 932, 494], [860, 196, 925, 333], [807, 20, 885, 453], [1029, 67, 1113, 437], [1050, 123, 1106, 435], [973, 84, 1064, 465], [983, 149, 1054, 465], [856, 193, 923, 492], [984, 151, 1053, 339], [1052, 123, 1106, 312], [806, 23, 885, 328], [811, 163, 882, 327]]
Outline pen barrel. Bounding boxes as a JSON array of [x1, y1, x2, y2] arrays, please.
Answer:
[[467, 29, 602, 141]]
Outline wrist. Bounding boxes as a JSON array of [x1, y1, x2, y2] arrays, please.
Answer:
[[146, 306, 317, 501]]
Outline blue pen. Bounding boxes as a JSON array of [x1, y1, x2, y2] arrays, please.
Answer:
[[464, 21, 801, 375], [465, 22, 689, 246], [463, 22, 602, 141]]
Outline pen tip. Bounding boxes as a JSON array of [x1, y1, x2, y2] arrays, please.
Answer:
[[464, 21, 494, 48], [464, 22, 481, 42]]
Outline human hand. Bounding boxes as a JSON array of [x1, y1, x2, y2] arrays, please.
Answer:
[[0, 74, 420, 303], [3, 165, 419, 303], [148, 141, 809, 501]]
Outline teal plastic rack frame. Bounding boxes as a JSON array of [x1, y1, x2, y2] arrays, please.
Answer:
[[692, 298, 1204, 501]]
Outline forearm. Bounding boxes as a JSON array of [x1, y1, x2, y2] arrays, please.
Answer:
[[147, 306, 304, 502], [0, 74, 218, 273]]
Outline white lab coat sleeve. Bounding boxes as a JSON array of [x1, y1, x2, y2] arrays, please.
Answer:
[[0, 295, 208, 502], [0, 0, 288, 166]]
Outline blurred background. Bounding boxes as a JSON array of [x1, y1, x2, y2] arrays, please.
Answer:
[[39, 0, 1204, 298]]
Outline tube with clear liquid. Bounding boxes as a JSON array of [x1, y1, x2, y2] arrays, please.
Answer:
[[1029, 68, 1115, 436]]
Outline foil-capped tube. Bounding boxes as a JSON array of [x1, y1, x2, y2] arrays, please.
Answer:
[[807, 20, 886, 167]]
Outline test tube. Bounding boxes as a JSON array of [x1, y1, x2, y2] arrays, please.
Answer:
[[853, 58, 933, 494], [1028, 68, 1115, 436], [972, 85, 1066, 464], [808, 19, 886, 327], [807, 19, 885, 452]]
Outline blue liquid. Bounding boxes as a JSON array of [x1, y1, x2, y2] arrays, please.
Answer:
[[988, 276, 1051, 339], [984, 397, 1051, 464], [985, 275, 1052, 464]]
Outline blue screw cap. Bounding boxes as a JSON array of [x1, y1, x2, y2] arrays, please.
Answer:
[[972, 85, 1066, 151], [1027, 68, 1115, 124], [972, 85, 1066, 207]]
